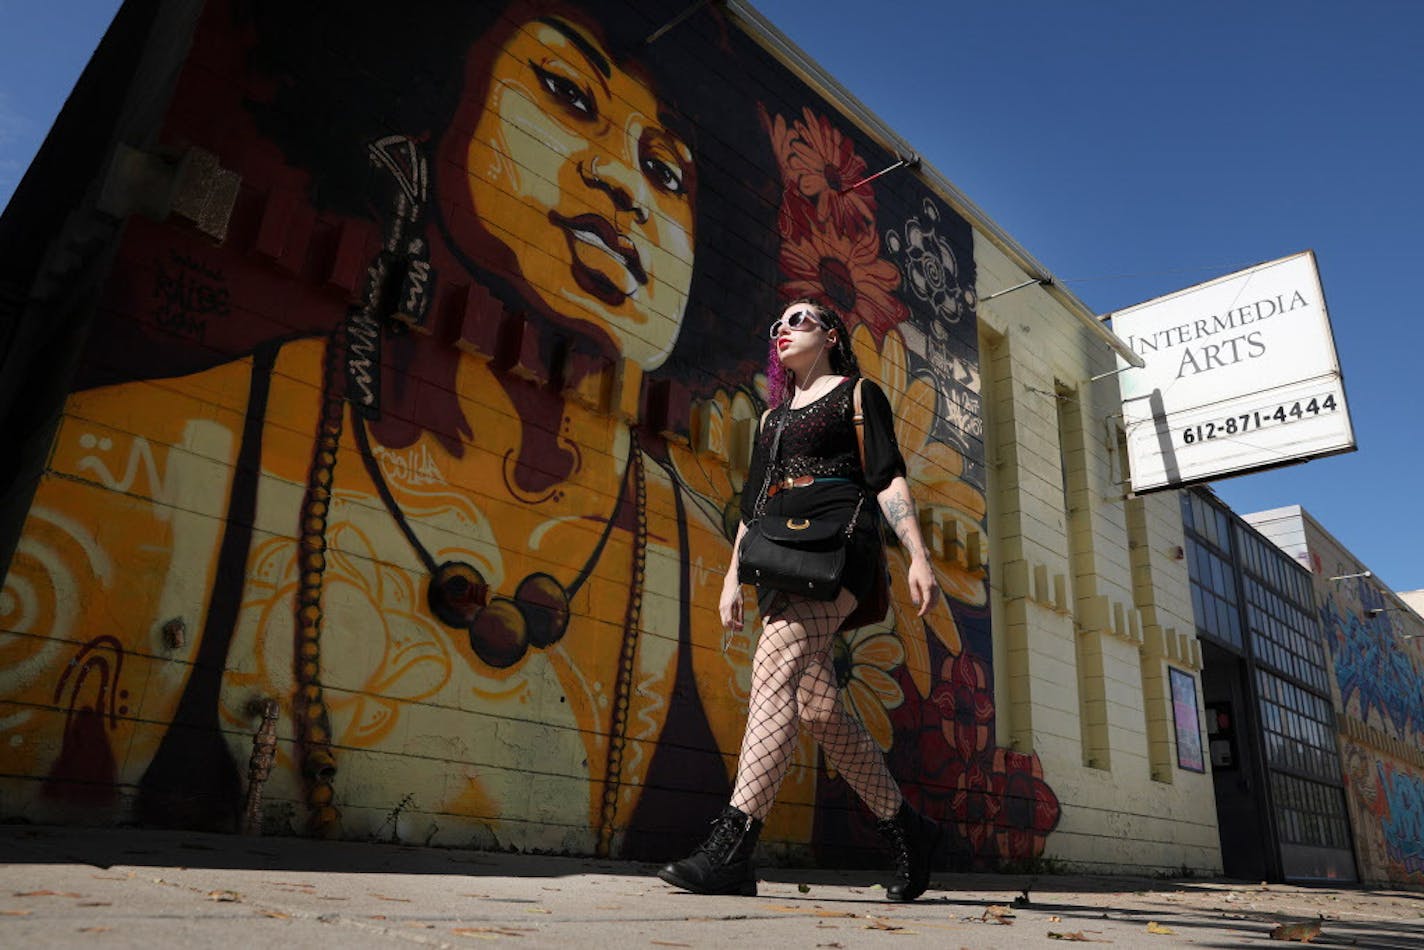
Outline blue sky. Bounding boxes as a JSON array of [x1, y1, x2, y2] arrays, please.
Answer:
[[2, 2, 1419, 590], [749, 1, 1424, 592]]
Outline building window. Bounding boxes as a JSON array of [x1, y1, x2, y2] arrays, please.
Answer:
[[1235, 525, 1329, 695], [1270, 772, 1352, 852], [1181, 495, 1242, 649], [1255, 668, 1341, 783]]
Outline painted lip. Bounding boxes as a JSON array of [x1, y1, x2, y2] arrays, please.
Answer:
[[776, 336, 793, 351], [550, 211, 648, 306]]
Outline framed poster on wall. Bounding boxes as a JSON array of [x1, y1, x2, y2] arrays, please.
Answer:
[[1170, 667, 1205, 773]]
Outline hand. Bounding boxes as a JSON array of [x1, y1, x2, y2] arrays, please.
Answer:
[[906, 555, 939, 618], [720, 574, 745, 630]]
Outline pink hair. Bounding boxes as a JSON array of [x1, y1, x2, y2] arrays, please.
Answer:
[[765, 338, 791, 408]]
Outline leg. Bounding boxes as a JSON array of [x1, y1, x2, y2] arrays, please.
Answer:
[[728, 591, 854, 820], [795, 645, 902, 820], [795, 603, 942, 903], [658, 592, 849, 896]]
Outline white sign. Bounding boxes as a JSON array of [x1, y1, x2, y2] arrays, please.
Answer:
[[1113, 251, 1355, 493]]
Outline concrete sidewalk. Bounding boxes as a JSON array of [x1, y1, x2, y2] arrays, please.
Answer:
[[2, 825, 1421, 948]]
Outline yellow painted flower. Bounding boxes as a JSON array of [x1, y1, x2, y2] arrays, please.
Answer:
[[851, 324, 987, 696], [832, 626, 906, 753], [668, 378, 768, 545]]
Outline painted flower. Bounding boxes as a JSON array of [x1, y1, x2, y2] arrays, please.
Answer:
[[948, 759, 1000, 857], [761, 105, 877, 238], [989, 747, 1060, 861], [831, 625, 906, 752], [780, 223, 908, 340], [929, 652, 995, 763], [849, 324, 989, 700], [854, 325, 986, 596], [775, 182, 818, 242], [229, 511, 456, 752], [667, 382, 766, 541], [886, 198, 977, 325]]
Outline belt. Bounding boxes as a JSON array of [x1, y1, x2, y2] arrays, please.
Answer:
[[765, 475, 851, 497]]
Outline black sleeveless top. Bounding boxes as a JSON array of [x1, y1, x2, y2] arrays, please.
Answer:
[[740, 376, 907, 608]]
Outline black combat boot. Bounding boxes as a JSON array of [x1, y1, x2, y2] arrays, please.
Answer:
[[657, 805, 763, 896], [876, 800, 942, 902]]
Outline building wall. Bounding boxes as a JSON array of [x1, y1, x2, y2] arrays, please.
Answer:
[[0, 0, 1216, 873], [976, 236, 1218, 874], [1245, 507, 1424, 884]]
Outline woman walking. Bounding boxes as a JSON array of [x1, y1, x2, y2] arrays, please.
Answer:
[[658, 300, 943, 900]]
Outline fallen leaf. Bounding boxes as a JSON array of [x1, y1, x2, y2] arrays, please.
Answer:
[[1049, 915, 1063, 922], [1, 910, 33, 916], [78, 927, 112, 933], [1270, 919, 1324, 942], [371, 894, 411, 902], [207, 890, 240, 902], [651, 942, 692, 948], [77, 902, 112, 907], [14, 890, 83, 898], [816, 944, 844, 949], [260, 910, 290, 919], [798, 883, 811, 894], [864, 916, 904, 931], [524, 907, 551, 914], [1048, 932, 1092, 942], [368, 915, 387, 920], [453, 927, 533, 938], [1146, 921, 1175, 935], [982, 905, 1016, 925]]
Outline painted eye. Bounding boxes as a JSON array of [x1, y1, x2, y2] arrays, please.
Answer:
[[640, 155, 685, 195], [530, 63, 595, 118]]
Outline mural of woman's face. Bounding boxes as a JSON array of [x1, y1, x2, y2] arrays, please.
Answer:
[[466, 15, 695, 370]]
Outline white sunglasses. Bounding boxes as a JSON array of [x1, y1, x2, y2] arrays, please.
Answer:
[[768, 309, 825, 339]]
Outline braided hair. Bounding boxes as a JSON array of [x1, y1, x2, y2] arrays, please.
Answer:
[[766, 299, 863, 407]]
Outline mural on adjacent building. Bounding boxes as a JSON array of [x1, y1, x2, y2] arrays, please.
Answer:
[[0, 0, 1056, 866], [1321, 588, 1424, 742], [1321, 578, 1424, 883]]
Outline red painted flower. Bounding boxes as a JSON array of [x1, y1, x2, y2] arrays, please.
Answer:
[[779, 223, 908, 337], [990, 748, 1061, 861], [929, 652, 995, 762], [948, 759, 1000, 856], [761, 105, 877, 237], [775, 184, 817, 242]]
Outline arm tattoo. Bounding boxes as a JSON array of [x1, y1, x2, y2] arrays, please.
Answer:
[[881, 495, 923, 557], [882, 496, 913, 527]]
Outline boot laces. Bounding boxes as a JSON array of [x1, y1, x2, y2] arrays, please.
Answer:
[[878, 818, 912, 877], [696, 812, 744, 858]]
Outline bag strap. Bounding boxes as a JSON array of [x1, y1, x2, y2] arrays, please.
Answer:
[[844, 377, 869, 537], [852, 377, 867, 474], [752, 404, 788, 520]]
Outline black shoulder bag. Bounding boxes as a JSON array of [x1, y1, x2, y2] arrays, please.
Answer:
[[736, 386, 866, 600]]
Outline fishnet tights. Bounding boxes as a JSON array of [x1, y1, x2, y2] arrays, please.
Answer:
[[728, 591, 903, 822]]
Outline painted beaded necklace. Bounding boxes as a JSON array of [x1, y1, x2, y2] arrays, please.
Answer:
[[292, 320, 650, 843]]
